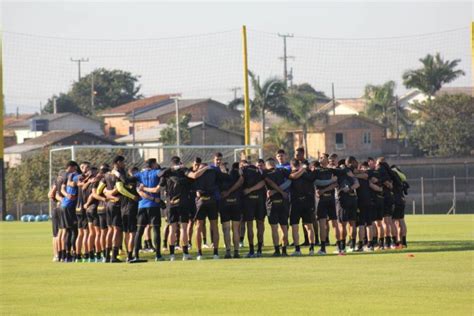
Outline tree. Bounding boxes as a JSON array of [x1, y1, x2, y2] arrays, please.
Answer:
[[363, 80, 411, 137], [6, 150, 50, 211], [42, 93, 82, 114], [402, 53, 465, 99], [159, 113, 192, 145], [409, 94, 474, 157], [290, 83, 330, 104], [285, 87, 327, 157], [264, 121, 293, 157], [43, 68, 142, 116]]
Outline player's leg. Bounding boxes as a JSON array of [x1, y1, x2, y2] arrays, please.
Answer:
[[179, 208, 190, 260], [195, 219, 204, 259], [219, 202, 232, 258]]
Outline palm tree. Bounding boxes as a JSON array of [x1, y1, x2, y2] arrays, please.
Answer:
[[285, 87, 327, 157], [402, 53, 465, 99], [227, 71, 287, 145], [364, 80, 411, 138]]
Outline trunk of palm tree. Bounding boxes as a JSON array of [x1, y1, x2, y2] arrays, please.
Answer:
[[302, 124, 308, 159]]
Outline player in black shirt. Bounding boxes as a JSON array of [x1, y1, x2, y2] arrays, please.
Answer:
[[220, 162, 245, 258], [48, 168, 69, 262], [263, 158, 290, 256], [74, 161, 92, 262], [288, 159, 318, 256], [376, 158, 396, 249], [368, 158, 386, 250], [159, 156, 208, 261], [391, 165, 408, 248]]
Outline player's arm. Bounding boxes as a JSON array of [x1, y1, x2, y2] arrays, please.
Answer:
[[288, 167, 305, 180], [353, 170, 368, 180], [138, 190, 154, 201], [141, 184, 161, 194], [351, 177, 360, 190], [48, 184, 57, 200], [264, 177, 287, 198], [243, 180, 265, 195], [92, 183, 107, 202], [221, 176, 243, 199], [318, 182, 338, 194], [186, 165, 210, 179], [115, 182, 138, 201]]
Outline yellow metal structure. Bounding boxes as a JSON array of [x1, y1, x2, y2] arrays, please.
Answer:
[[242, 25, 251, 147]]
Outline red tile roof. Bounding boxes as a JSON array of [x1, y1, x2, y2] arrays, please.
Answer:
[[99, 94, 179, 116]]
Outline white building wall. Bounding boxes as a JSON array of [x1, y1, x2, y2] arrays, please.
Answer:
[[49, 115, 103, 135]]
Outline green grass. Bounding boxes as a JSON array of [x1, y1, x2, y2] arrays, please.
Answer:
[[1, 215, 473, 315]]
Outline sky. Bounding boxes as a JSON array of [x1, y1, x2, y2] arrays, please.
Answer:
[[2, 1, 473, 114]]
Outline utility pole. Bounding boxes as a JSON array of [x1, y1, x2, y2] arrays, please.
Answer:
[[53, 96, 57, 114], [278, 33, 294, 87], [172, 96, 181, 157], [132, 108, 136, 163], [70, 57, 89, 81], [230, 87, 242, 100]]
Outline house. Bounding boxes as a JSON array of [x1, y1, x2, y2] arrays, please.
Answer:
[[7, 112, 104, 144], [318, 98, 366, 116], [399, 86, 474, 112], [4, 130, 116, 168], [291, 115, 385, 159], [99, 94, 176, 137], [3, 113, 35, 147], [115, 121, 244, 161], [100, 95, 241, 137]]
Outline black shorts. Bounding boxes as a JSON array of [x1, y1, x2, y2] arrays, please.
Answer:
[[220, 198, 241, 223], [86, 205, 98, 223], [338, 194, 358, 223], [76, 212, 88, 229], [267, 197, 289, 226], [357, 202, 373, 226], [290, 196, 314, 225], [383, 195, 394, 217], [195, 196, 218, 221], [317, 196, 337, 220], [168, 205, 189, 224], [187, 199, 197, 220], [106, 203, 122, 228], [96, 213, 107, 229], [51, 206, 60, 237], [392, 195, 406, 219], [122, 205, 138, 233], [59, 205, 76, 229], [243, 194, 265, 222], [372, 195, 384, 221], [137, 207, 161, 227]]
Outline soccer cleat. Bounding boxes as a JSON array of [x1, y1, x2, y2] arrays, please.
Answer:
[[175, 245, 182, 251], [291, 251, 302, 257], [155, 255, 165, 262], [317, 249, 326, 256], [224, 251, 232, 259], [110, 258, 122, 263], [338, 251, 346, 256], [203, 244, 211, 249], [309, 249, 315, 256], [347, 247, 355, 253], [272, 252, 281, 257], [129, 258, 147, 263], [52, 256, 59, 262], [364, 246, 374, 252], [197, 255, 203, 261], [255, 251, 262, 258], [233, 252, 241, 259], [281, 252, 289, 257], [213, 254, 219, 260], [239, 241, 244, 248], [245, 252, 255, 258], [182, 254, 192, 261], [169, 254, 176, 262]]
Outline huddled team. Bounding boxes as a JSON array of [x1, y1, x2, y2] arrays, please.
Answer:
[[48, 147, 409, 262]]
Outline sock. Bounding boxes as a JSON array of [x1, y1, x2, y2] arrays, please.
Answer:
[[249, 244, 255, 254], [84, 253, 89, 260], [350, 239, 356, 248], [402, 236, 407, 246], [385, 236, 391, 247], [336, 240, 341, 251], [89, 251, 95, 259], [234, 249, 239, 256], [282, 246, 287, 255], [183, 245, 188, 255], [341, 240, 346, 251], [76, 253, 82, 260], [295, 245, 301, 252], [373, 237, 378, 244], [169, 245, 175, 255], [213, 248, 218, 256], [240, 236, 244, 242], [309, 243, 314, 251], [358, 241, 363, 249], [203, 238, 207, 244], [379, 238, 384, 247], [392, 236, 397, 245], [257, 242, 263, 253], [112, 247, 119, 259], [315, 236, 320, 244], [127, 251, 133, 260], [363, 237, 368, 245], [274, 245, 281, 253], [103, 249, 108, 259], [198, 249, 203, 256], [321, 243, 326, 252]]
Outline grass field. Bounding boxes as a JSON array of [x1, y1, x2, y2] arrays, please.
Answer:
[[0, 215, 473, 315]]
